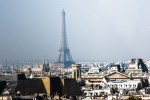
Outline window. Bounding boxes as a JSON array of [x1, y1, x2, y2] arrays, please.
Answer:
[[120, 85, 122, 88], [95, 93, 98, 96], [90, 93, 93, 96]]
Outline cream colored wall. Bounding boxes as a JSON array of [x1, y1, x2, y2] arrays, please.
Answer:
[[108, 73, 128, 79], [42, 77, 50, 94]]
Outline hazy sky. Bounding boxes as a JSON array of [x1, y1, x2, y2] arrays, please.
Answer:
[[0, 0, 150, 62]]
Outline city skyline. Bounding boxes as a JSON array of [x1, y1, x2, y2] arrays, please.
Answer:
[[1, 0, 150, 62]]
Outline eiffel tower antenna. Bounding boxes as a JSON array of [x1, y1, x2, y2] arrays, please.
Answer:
[[54, 9, 75, 68]]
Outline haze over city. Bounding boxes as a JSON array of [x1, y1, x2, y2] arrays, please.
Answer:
[[0, 0, 150, 63]]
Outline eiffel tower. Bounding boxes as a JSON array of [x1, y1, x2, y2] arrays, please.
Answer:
[[54, 9, 75, 68]]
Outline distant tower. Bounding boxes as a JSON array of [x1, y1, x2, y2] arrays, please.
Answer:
[[54, 9, 75, 68], [43, 58, 50, 72]]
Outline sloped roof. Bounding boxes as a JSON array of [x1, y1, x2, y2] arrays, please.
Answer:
[[14, 79, 47, 95], [61, 78, 82, 96], [0, 74, 26, 93]]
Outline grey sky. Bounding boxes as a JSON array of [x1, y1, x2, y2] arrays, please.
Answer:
[[0, 0, 150, 62]]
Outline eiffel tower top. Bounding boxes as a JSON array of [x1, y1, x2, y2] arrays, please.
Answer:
[[53, 9, 75, 68], [62, 8, 65, 15], [61, 9, 68, 50]]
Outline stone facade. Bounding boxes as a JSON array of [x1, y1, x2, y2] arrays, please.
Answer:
[[72, 64, 82, 80]]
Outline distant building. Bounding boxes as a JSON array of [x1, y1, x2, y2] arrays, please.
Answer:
[[86, 66, 102, 74], [43, 58, 50, 73], [106, 72, 131, 81], [126, 58, 148, 73], [28, 65, 43, 77], [110, 65, 121, 73], [22, 59, 50, 77]]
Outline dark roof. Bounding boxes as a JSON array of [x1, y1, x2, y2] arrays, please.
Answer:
[[0, 81, 6, 95], [62, 78, 82, 96], [14, 79, 47, 95]]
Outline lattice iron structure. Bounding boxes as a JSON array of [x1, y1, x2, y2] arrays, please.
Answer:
[[54, 10, 75, 68]]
